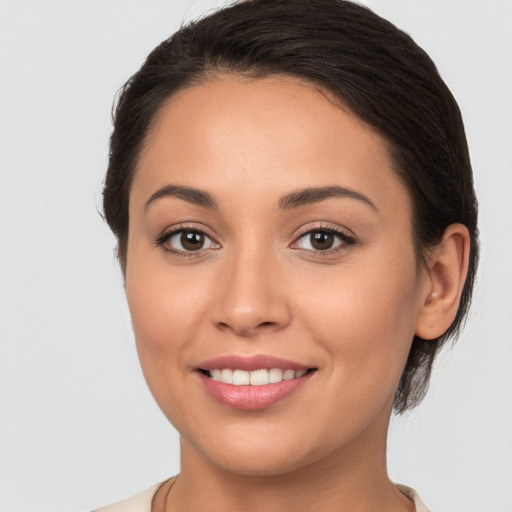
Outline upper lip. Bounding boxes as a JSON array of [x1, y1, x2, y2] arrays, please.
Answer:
[[196, 355, 313, 372]]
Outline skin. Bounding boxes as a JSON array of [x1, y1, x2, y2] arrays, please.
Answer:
[[125, 76, 469, 512]]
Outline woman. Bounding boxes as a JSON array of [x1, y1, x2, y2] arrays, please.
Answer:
[[97, 0, 478, 510]]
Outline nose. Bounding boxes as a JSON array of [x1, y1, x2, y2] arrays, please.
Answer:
[[210, 248, 292, 337]]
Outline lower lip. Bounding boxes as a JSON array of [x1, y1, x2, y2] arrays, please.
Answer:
[[198, 372, 313, 410]]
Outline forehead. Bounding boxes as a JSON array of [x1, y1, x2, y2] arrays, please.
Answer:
[[132, 75, 410, 217]]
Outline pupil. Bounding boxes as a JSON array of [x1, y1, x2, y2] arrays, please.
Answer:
[[311, 231, 333, 250], [181, 231, 204, 251]]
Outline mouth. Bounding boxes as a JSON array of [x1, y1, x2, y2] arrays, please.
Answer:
[[195, 355, 317, 410]]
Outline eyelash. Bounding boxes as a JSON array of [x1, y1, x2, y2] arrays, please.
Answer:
[[155, 225, 219, 257], [291, 224, 356, 255], [155, 224, 356, 257]]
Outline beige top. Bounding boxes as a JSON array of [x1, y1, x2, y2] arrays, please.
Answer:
[[93, 480, 431, 512]]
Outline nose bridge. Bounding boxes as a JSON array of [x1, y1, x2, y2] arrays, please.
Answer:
[[211, 239, 290, 336]]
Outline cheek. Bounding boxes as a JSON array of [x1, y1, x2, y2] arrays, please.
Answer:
[[125, 261, 219, 434], [125, 251, 210, 387], [295, 249, 420, 390]]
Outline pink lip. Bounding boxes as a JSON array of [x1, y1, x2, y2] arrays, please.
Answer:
[[197, 354, 310, 372], [198, 372, 313, 410], [195, 355, 315, 411]]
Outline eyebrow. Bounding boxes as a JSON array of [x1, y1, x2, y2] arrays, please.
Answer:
[[144, 184, 218, 210], [144, 183, 377, 212], [278, 185, 378, 211]]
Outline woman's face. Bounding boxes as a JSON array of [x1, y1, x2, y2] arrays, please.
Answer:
[[126, 76, 430, 475]]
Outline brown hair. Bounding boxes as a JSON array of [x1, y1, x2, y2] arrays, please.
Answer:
[[103, 0, 479, 413]]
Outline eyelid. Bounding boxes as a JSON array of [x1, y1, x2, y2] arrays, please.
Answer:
[[154, 222, 355, 256], [290, 223, 356, 253], [155, 223, 221, 256]]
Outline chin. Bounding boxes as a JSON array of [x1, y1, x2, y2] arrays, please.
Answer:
[[206, 447, 315, 477], [182, 425, 328, 478]]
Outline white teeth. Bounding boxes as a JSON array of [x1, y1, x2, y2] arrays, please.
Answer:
[[268, 368, 284, 383], [220, 369, 233, 384], [249, 369, 269, 386], [282, 369, 296, 381], [232, 370, 250, 385], [208, 368, 309, 385]]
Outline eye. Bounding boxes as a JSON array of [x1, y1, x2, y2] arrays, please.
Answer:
[[158, 228, 220, 254], [292, 227, 355, 252]]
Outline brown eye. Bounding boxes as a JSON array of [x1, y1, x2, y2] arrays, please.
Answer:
[[310, 231, 334, 250], [292, 227, 354, 253], [162, 229, 219, 253], [180, 231, 205, 251]]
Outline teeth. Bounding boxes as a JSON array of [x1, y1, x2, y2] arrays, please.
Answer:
[[220, 369, 233, 384], [208, 368, 309, 385], [233, 369, 250, 385], [268, 368, 283, 383], [249, 369, 269, 385], [283, 369, 295, 381]]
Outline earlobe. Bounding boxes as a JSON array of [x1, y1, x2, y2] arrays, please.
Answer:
[[415, 224, 471, 340]]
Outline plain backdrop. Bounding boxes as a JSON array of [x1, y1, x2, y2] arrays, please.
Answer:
[[0, 1, 511, 511]]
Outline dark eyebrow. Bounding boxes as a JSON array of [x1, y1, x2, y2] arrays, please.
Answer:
[[144, 184, 218, 210], [278, 185, 378, 211]]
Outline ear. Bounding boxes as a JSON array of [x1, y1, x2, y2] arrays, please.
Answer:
[[415, 224, 471, 340]]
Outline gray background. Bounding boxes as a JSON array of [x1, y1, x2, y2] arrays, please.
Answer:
[[1, 1, 511, 511]]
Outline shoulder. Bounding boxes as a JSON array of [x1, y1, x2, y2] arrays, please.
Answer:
[[91, 482, 163, 512], [395, 484, 432, 512]]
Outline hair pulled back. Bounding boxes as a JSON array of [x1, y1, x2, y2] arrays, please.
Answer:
[[103, 0, 479, 413]]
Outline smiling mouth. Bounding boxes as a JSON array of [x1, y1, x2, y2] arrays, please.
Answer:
[[199, 368, 317, 386]]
